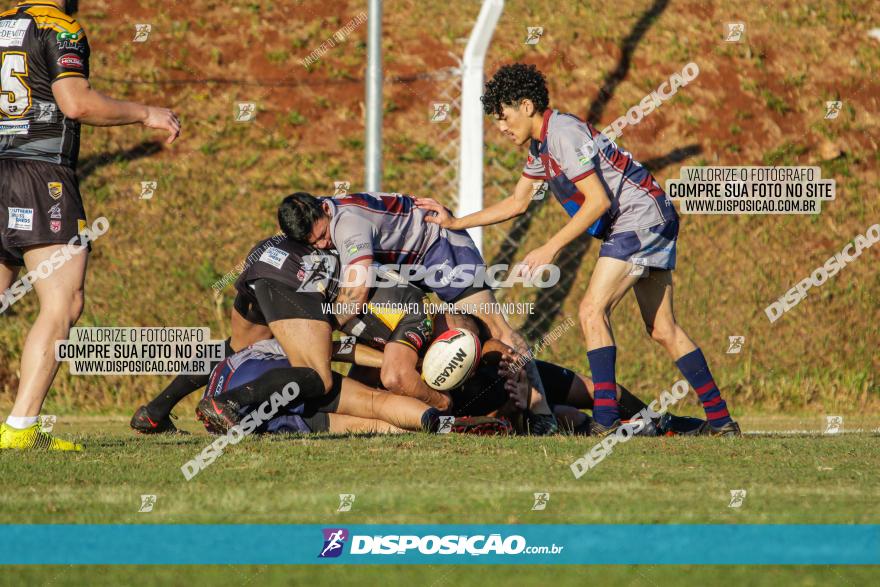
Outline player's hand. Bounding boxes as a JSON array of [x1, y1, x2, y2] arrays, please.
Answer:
[[414, 198, 458, 229], [143, 106, 181, 144], [504, 369, 529, 410], [498, 346, 527, 378], [515, 243, 560, 279]]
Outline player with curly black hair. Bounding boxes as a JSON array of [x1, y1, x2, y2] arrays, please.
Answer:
[[416, 63, 740, 437]]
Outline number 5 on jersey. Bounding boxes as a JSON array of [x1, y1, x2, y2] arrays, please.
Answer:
[[0, 52, 31, 118]]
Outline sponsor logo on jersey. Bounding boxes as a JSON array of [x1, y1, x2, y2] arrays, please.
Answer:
[[56, 29, 84, 50], [48, 203, 62, 219], [48, 182, 63, 200], [404, 331, 423, 350], [0, 121, 29, 135], [258, 246, 289, 269], [50, 219, 61, 233], [0, 19, 31, 48], [8, 207, 34, 231], [57, 53, 84, 70]]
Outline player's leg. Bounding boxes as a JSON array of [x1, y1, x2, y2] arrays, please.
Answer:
[[326, 413, 405, 434], [131, 297, 263, 433], [633, 270, 739, 435], [577, 256, 641, 432], [327, 374, 438, 431], [0, 260, 20, 303], [1, 244, 86, 451]]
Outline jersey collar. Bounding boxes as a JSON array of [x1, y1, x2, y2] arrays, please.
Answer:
[[538, 108, 553, 142]]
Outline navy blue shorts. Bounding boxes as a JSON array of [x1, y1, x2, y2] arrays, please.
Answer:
[[205, 356, 313, 434], [420, 228, 489, 302], [599, 219, 678, 271]]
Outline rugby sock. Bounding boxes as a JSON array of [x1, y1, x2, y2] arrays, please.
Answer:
[[675, 348, 733, 428], [420, 408, 442, 432], [5, 415, 39, 430], [214, 367, 326, 406], [587, 346, 619, 426], [146, 338, 234, 419], [617, 384, 649, 421]]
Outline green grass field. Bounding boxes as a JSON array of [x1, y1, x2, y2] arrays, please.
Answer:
[[1, 416, 878, 583], [2, 415, 878, 525]]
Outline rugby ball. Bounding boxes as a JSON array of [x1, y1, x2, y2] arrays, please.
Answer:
[[422, 328, 482, 391]]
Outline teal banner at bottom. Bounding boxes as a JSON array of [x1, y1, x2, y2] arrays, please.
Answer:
[[2, 524, 877, 565]]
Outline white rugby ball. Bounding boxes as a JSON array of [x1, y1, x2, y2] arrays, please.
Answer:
[[422, 328, 482, 391]]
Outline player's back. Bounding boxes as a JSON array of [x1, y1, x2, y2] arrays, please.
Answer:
[[0, 2, 90, 167], [324, 192, 442, 265]]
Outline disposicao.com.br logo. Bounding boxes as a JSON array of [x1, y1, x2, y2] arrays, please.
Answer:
[[318, 528, 564, 558]]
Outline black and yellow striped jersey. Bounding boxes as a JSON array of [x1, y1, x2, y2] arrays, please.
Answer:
[[0, 1, 90, 167]]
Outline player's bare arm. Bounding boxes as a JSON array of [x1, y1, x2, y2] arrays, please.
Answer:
[[415, 175, 534, 230], [52, 77, 180, 143], [331, 257, 372, 327], [519, 174, 611, 275], [381, 342, 451, 411]]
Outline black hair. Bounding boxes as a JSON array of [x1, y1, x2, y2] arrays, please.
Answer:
[[277, 192, 324, 243], [481, 63, 549, 117]]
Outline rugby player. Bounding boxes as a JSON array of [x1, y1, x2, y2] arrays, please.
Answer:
[[276, 191, 560, 435], [0, 0, 180, 450], [131, 225, 499, 433], [416, 63, 740, 437]]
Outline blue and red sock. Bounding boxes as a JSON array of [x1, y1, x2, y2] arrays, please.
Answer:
[[587, 346, 619, 426], [675, 348, 732, 428]]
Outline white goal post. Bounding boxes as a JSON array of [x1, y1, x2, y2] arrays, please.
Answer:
[[456, 0, 504, 254]]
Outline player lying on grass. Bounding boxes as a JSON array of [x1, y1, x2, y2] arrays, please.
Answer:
[[196, 337, 511, 436], [416, 63, 740, 437], [0, 0, 179, 451], [131, 225, 506, 434], [277, 191, 559, 435]]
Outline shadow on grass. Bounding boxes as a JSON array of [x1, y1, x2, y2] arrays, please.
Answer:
[[77, 140, 164, 182]]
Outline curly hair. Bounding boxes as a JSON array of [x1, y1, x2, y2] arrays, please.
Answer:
[[481, 63, 549, 117], [278, 192, 324, 242]]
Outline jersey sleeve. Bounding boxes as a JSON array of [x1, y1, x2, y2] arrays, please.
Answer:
[[387, 296, 433, 353], [332, 214, 374, 267], [42, 18, 90, 81], [549, 123, 597, 183], [522, 150, 546, 180]]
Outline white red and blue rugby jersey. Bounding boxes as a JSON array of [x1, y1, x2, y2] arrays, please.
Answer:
[[322, 192, 442, 268], [522, 109, 677, 235]]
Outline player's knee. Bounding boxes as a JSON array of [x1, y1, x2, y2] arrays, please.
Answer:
[[68, 289, 85, 325], [318, 368, 335, 394], [578, 298, 607, 327], [648, 320, 677, 347], [41, 290, 84, 330], [379, 368, 404, 394]]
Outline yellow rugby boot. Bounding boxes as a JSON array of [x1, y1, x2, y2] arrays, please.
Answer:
[[0, 423, 83, 451]]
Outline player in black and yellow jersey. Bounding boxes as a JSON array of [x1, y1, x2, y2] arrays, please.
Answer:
[[0, 1, 180, 451]]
